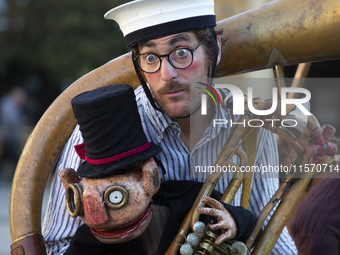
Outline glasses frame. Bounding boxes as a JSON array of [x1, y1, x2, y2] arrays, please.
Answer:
[[133, 40, 205, 74]]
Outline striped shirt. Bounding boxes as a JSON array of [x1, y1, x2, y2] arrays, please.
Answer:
[[42, 85, 297, 255]]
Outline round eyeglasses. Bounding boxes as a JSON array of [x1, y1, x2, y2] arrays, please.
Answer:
[[133, 40, 205, 74]]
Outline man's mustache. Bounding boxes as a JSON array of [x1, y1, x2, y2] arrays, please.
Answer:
[[157, 81, 190, 94]]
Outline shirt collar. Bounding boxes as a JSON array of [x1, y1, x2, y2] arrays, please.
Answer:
[[140, 88, 173, 136]]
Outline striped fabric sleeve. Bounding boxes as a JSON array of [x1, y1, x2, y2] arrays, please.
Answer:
[[42, 125, 84, 255]]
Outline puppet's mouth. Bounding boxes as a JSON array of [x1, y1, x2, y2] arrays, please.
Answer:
[[90, 203, 152, 239]]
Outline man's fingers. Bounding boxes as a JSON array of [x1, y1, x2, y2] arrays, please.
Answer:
[[198, 196, 238, 243], [197, 207, 221, 219], [209, 221, 229, 231], [204, 196, 225, 211], [215, 231, 236, 245]]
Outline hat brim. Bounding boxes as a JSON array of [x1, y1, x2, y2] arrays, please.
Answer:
[[77, 142, 162, 178]]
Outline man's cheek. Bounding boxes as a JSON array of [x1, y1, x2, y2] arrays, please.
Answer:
[[185, 60, 205, 78], [145, 73, 155, 83], [187, 60, 200, 71]]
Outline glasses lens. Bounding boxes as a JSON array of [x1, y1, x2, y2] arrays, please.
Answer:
[[137, 53, 160, 73], [169, 48, 193, 69]]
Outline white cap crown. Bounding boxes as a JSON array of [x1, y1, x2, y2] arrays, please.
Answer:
[[104, 0, 216, 48]]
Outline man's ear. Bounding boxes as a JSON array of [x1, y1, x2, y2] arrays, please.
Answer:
[[216, 35, 222, 66]]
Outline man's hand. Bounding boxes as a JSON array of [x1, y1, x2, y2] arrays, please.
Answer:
[[196, 196, 237, 245]]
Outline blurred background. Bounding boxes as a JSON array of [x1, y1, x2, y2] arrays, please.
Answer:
[[0, 0, 340, 254], [0, 1, 129, 254], [0, 0, 128, 183]]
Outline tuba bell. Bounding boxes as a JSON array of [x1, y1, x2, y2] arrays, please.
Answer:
[[9, 0, 340, 254]]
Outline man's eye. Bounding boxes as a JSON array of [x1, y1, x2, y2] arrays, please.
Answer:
[[145, 54, 157, 63], [175, 49, 188, 58]]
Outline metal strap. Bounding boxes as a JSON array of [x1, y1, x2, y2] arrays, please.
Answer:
[[241, 128, 258, 209]]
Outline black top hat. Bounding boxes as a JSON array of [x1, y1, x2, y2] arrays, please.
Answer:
[[71, 84, 162, 178]]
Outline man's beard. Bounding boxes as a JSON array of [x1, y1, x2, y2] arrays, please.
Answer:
[[152, 81, 202, 119]]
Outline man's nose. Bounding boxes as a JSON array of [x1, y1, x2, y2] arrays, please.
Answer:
[[160, 58, 177, 81], [83, 186, 109, 226]]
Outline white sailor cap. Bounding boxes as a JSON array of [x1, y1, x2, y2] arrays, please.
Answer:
[[104, 0, 216, 48]]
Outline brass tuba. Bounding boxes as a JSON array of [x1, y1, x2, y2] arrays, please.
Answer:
[[9, 0, 340, 254]]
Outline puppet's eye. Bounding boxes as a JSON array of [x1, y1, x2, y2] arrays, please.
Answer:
[[66, 183, 83, 218], [104, 186, 128, 209], [109, 190, 123, 204]]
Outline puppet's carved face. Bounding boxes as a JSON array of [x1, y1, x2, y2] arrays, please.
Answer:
[[59, 158, 160, 244]]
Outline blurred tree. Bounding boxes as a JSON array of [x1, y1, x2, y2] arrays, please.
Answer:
[[0, 0, 128, 121]]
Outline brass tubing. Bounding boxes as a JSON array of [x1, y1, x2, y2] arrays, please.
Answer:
[[248, 114, 320, 253], [190, 148, 248, 227], [251, 169, 314, 255], [166, 123, 251, 255], [189, 123, 252, 228], [273, 65, 286, 99], [215, 0, 340, 77], [243, 176, 295, 249], [293, 63, 312, 81], [220, 163, 244, 204], [307, 114, 322, 131], [273, 65, 285, 79], [165, 164, 227, 255], [216, 116, 252, 164]]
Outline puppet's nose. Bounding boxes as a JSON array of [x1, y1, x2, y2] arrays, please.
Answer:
[[83, 186, 109, 226]]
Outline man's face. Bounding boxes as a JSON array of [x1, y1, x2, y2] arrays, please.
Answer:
[[138, 32, 210, 119]]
